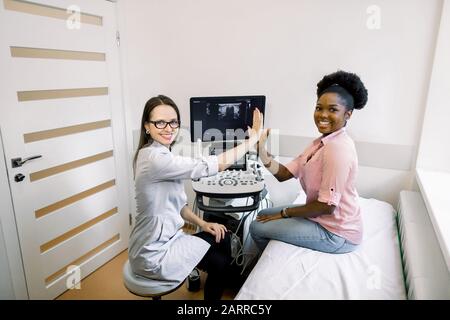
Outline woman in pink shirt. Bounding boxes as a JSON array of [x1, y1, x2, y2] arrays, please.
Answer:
[[250, 70, 368, 253]]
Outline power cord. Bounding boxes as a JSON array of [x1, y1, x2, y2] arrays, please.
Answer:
[[229, 192, 273, 275]]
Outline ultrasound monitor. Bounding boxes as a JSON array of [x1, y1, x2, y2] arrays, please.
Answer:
[[190, 95, 265, 170], [190, 95, 265, 143]]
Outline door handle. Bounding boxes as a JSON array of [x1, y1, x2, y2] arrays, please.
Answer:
[[11, 155, 42, 168]]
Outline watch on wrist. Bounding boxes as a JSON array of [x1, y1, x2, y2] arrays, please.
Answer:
[[281, 207, 290, 218]]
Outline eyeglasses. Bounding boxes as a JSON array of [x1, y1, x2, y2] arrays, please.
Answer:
[[149, 120, 180, 129]]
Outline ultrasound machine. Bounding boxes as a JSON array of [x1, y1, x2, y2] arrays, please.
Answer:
[[190, 95, 269, 265]]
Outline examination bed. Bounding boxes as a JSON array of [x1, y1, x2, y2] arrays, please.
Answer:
[[235, 194, 407, 299]]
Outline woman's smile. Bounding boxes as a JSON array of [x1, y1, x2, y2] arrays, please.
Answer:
[[314, 93, 351, 135], [160, 132, 174, 143], [318, 120, 331, 128]]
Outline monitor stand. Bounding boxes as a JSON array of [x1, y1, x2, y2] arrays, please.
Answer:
[[209, 140, 242, 154], [209, 140, 246, 171]]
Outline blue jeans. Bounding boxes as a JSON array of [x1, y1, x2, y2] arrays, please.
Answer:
[[249, 205, 358, 254]]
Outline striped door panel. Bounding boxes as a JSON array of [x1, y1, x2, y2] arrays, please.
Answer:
[[0, 0, 129, 299]]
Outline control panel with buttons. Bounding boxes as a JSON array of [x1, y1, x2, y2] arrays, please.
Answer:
[[192, 168, 264, 196]]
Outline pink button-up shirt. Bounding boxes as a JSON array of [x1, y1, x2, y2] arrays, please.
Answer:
[[285, 127, 362, 244]]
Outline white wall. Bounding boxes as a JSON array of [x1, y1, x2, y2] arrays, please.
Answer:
[[119, 0, 441, 146], [0, 220, 14, 299], [118, 0, 443, 205], [0, 131, 14, 300], [0, 131, 28, 299], [414, 0, 450, 274], [417, 0, 450, 173], [117, 0, 162, 130]]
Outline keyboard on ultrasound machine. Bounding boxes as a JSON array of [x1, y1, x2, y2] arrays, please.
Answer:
[[191, 163, 264, 196]]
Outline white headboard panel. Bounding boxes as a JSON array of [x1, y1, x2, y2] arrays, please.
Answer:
[[398, 191, 450, 299]]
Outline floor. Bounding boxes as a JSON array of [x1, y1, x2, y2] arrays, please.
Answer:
[[56, 250, 238, 300]]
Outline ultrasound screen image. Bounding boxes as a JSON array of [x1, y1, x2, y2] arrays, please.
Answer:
[[203, 101, 247, 138], [190, 96, 265, 142], [217, 103, 241, 120]]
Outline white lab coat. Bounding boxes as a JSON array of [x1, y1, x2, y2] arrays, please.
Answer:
[[128, 141, 218, 283]]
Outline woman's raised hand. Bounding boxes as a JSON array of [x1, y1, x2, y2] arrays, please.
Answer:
[[248, 108, 264, 143], [258, 128, 270, 151], [217, 108, 264, 171]]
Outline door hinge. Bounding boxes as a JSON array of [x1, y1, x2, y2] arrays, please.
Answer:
[[116, 30, 120, 47], [129, 213, 132, 226]]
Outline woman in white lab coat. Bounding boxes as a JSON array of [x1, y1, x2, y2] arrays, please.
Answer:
[[129, 95, 263, 300]]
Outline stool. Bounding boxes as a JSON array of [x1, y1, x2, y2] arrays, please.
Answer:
[[123, 260, 184, 300]]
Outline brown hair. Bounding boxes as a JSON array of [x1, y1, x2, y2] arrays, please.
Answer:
[[133, 95, 181, 173]]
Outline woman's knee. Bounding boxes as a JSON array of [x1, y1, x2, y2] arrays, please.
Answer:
[[250, 218, 275, 237], [256, 206, 283, 217], [249, 220, 262, 237]]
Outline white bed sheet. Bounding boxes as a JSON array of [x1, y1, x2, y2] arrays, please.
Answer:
[[235, 196, 407, 300]]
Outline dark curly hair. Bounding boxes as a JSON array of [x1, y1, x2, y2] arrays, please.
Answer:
[[316, 70, 368, 110]]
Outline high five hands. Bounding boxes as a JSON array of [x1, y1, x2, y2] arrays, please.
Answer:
[[248, 108, 264, 143], [248, 108, 271, 151]]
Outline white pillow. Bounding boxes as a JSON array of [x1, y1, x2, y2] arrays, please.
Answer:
[[263, 174, 303, 207]]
